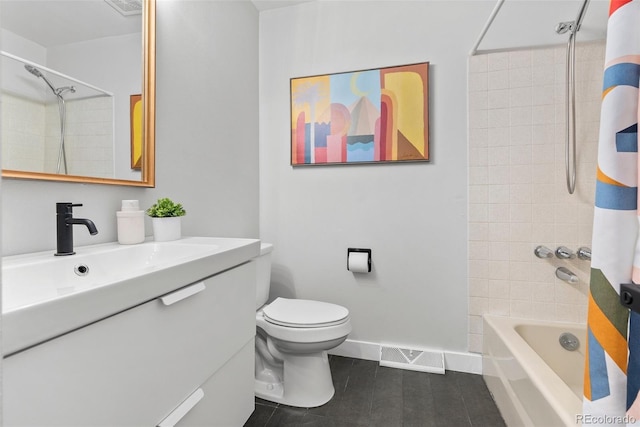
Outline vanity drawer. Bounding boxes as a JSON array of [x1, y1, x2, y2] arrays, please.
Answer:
[[158, 339, 255, 427], [4, 262, 256, 426]]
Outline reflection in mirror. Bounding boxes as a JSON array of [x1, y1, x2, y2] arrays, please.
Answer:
[[2, 51, 115, 177], [0, 0, 155, 187]]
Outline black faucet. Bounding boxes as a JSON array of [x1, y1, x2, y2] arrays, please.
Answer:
[[55, 203, 98, 256]]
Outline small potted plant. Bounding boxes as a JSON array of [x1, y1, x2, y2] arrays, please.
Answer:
[[146, 197, 186, 242]]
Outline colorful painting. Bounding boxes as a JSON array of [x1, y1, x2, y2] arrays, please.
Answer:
[[290, 62, 429, 166], [130, 94, 142, 170]]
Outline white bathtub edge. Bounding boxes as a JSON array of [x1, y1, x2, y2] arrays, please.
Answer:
[[483, 315, 585, 426], [329, 339, 482, 374]]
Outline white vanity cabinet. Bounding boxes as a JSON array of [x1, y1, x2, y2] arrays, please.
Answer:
[[3, 261, 256, 426]]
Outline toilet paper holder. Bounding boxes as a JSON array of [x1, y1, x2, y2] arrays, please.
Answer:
[[347, 248, 372, 273]]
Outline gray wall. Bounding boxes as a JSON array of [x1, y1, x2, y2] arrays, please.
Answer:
[[1, 0, 259, 256], [259, 1, 493, 353]]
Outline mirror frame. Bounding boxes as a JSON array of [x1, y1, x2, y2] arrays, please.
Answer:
[[2, 0, 156, 187]]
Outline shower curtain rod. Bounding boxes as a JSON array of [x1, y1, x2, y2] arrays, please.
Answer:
[[1, 50, 113, 97], [470, 0, 591, 56], [470, 0, 505, 56]]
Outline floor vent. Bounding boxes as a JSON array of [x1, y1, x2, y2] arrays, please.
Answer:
[[379, 345, 445, 374]]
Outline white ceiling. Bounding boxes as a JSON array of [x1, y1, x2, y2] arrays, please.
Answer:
[[1, 0, 141, 48], [251, 0, 314, 11], [2, 1, 608, 57], [0, 1, 313, 49]]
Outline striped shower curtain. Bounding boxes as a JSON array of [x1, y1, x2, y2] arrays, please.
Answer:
[[584, 0, 640, 425]]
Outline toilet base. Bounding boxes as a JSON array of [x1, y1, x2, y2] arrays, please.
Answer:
[[255, 350, 335, 408]]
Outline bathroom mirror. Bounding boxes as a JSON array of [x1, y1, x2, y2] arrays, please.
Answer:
[[0, 0, 155, 187]]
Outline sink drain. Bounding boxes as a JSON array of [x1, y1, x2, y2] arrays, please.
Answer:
[[74, 264, 90, 276]]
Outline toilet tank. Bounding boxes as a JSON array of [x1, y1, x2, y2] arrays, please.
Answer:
[[256, 243, 273, 310]]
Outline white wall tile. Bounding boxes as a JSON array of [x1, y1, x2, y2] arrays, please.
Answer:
[[489, 280, 510, 298], [488, 184, 510, 203], [488, 108, 510, 128], [532, 48, 555, 65], [469, 278, 489, 297], [488, 260, 510, 280], [488, 222, 510, 241], [469, 185, 488, 204], [509, 50, 532, 69], [532, 65, 556, 86], [510, 106, 532, 126], [488, 127, 510, 147], [469, 203, 488, 222], [488, 298, 510, 316], [488, 147, 510, 166], [470, 54, 488, 73], [510, 67, 532, 88], [470, 91, 489, 111], [468, 334, 483, 353], [510, 242, 534, 262], [488, 70, 510, 90], [510, 87, 532, 107], [467, 42, 603, 352], [469, 315, 484, 334], [469, 222, 489, 241], [469, 260, 489, 279], [488, 89, 509, 109], [488, 52, 509, 71], [510, 300, 533, 318], [489, 241, 510, 261], [469, 72, 488, 92], [469, 146, 488, 167], [510, 222, 532, 242]]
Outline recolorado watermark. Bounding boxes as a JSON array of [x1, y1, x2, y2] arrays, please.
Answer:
[[576, 414, 638, 424]]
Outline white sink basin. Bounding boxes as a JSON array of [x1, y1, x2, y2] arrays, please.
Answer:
[[3, 236, 260, 355]]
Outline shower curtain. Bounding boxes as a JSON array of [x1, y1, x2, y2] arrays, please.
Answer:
[[585, 0, 640, 424]]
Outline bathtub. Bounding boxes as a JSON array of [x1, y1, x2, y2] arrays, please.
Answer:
[[483, 315, 586, 427]]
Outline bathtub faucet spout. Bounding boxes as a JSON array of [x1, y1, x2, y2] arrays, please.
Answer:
[[555, 267, 578, 284]]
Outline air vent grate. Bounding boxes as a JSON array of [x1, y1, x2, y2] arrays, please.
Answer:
[[105, 0, 142, 16], [380, 345, 445, 374]]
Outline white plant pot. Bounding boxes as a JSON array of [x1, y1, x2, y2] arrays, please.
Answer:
[[151, 217, 182, 242]]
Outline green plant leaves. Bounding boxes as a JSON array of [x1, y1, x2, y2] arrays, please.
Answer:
[[146, 197, 186, 217]]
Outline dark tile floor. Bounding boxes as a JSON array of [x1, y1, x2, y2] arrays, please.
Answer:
[[244, 355, 506, 427]]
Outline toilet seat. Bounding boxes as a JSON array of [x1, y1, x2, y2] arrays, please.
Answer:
[[263, 297, 349, 328]]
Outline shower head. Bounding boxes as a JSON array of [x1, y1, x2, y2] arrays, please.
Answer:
[[24, 64, 44, 78], [24, 64, 71, 98]]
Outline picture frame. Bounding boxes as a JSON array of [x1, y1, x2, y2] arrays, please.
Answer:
[[290, 62, 429, 166], [130, 94, 143, 170]]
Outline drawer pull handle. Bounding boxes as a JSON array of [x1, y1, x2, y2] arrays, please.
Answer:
[[161, 282, 206, 306], [157, 388, 204, 427]]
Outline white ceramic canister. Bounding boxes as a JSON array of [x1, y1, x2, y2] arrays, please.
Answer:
[[116, 200, 145, 244]]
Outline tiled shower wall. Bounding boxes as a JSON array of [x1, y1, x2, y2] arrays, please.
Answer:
[[2, 93, 113, 177], [467, 42, 605, 353], [44, 97, 114, 178], [1, 93, 46, 171]]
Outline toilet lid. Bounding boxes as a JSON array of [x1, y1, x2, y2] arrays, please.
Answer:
[[263, 297, 350, 328]]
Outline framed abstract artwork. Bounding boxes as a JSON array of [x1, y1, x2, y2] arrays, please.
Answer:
[[290, 62, 429, 166], [130, 94, 143, 170]]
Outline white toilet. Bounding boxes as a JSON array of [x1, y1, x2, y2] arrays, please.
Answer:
[[254, 243, 352, 408]]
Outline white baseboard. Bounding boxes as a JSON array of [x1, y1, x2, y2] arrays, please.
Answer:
[[329, 339, 380, 361], [329, 339, 482, 375], [444, 350, 482, 374]]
